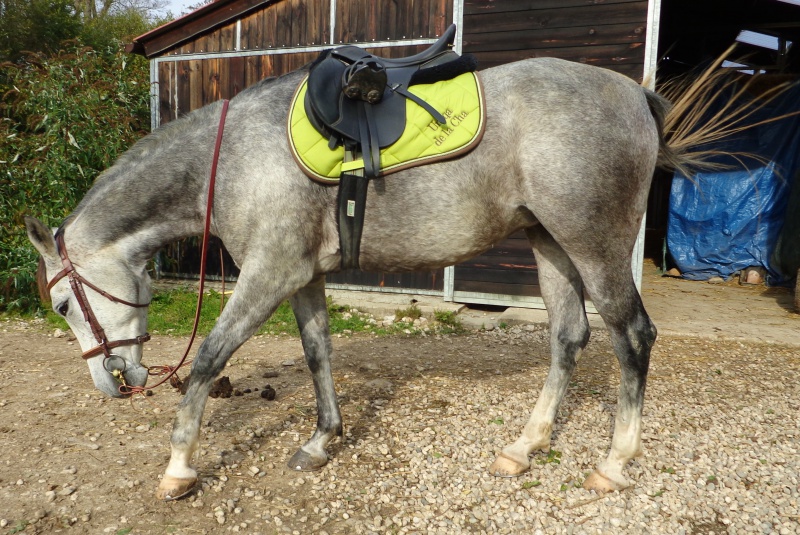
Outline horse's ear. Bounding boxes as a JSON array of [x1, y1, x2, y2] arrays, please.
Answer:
[[24, 216, 58, 261]]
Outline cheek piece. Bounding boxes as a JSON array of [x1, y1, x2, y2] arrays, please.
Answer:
[[47, 231, 151, 372]]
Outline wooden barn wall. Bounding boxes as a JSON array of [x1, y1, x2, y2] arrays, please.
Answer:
[[462, 0, 648, 79], [334, 0, 451, 43], [155, 0, 452, 123], [453, 0, 649, 302], [159, 0, 331, 56], [157, 52, 319, 123]]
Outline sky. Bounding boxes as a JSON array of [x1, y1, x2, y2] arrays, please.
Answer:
[[157, 0, 201, 18]]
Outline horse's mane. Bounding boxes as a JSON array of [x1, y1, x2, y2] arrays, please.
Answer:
[[72, 74, 288, 218]]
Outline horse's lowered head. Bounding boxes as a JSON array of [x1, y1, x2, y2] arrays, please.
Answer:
[[25, 216, 151, 397]]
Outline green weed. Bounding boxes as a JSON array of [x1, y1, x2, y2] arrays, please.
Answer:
[[536, 449, 562, 465], [394, 304, 422, 321], [433, 309, 463, 334]]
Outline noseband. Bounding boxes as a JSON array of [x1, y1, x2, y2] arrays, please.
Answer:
[[47, 231, 151, 362]]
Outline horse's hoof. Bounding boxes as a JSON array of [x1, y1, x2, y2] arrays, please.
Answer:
[[287, 448, 328, 472], [155, 475, 197, 501], [488, 453, 529, 478], [582, 470, 630, 494]]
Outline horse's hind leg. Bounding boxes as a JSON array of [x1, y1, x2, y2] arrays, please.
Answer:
[[578, 258, 656, 493], [287, 276, 343, 471], [490, 226, 590, 477]]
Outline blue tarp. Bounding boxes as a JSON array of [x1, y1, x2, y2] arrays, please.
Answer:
[[667, 83, 800, 285]]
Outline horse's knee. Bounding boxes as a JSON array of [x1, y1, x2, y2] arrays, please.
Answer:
[[552, 322, 589, 372]]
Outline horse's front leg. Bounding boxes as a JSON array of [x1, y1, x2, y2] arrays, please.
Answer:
[[155, 264, 311, 500], [286, 276, 342, 471]]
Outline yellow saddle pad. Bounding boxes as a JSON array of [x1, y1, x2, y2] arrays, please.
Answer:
[[287, 72, 486, 183]]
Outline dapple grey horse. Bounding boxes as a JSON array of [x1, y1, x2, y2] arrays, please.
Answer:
[[26, 57, 703, 500]]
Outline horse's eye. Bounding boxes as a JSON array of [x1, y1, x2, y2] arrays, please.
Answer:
[[57, 301, 69, 317]]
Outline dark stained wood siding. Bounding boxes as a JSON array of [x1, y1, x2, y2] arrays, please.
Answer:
[[462, 0, 647, 79], [156, 0, 331, 56], [453, 231, 539, 296], [158, 52, 318, 123], [327, 270, 445, 292], [453, 0, 649, 302], [334, 0, 452, 43]]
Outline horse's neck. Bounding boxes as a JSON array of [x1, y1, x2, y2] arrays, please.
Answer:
[[69, 119, 214, 264]]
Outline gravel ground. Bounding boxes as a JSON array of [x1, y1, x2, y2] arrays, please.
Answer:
[[1, 319, 799, 534]]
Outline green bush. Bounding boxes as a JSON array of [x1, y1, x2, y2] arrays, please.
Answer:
[[0, 44, 151, 312]]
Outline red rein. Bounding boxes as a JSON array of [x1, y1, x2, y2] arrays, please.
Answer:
[[122, 99, 231, 396]]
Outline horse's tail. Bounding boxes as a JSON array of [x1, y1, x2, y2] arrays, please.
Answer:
[[646, 46, 798, 176], [644, 89, 690, 175]]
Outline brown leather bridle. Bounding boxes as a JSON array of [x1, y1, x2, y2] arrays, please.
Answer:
[[47, 230, 151, 362]]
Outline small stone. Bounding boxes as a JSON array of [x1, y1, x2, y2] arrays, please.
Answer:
[[364, 379, 394, 392], [263, 370, 279, 378], [281, 360, 296, 367], [249, 466, 260, 476]]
